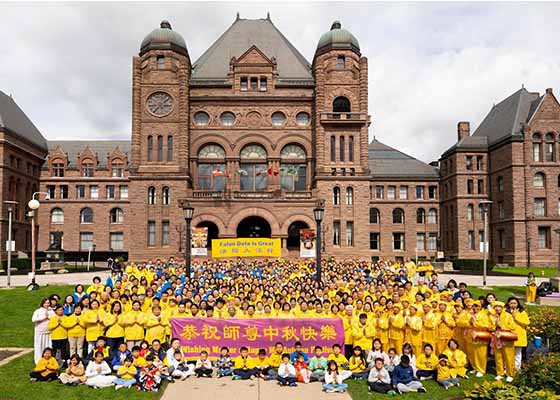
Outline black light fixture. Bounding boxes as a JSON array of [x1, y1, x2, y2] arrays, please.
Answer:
[[313, 201, 325, 286], [182, 202, 195, 280]]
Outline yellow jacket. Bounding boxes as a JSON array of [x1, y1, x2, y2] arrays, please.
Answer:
[[472, 310, 492, 343], [233, 355, 254, 370], [404, 315, 423, 347], [342, 315, 354, 345], [510, 310, 530, 347], [388, 313, 405, 340], [122, 310, 146, 340], [254, 356, 270, 369], [269, 352, 283, 368], [348, 356, 367, 372], [327, 353, 349, 369], [352, 321, 375, 350], [61, 314, 85, 337], [376, 315, 389, 344], [102, 313, 125, 338], [437, 363, 456, 380], [81, 309, 104, 342], [144, 313, 168, 344], [443, 348, 467, 376], [436, 311, 456, 340], [34, 357, 59, 376], [416, 353, 438, 371], [48, 316, 67, 340], [117, 365, 137, 379]]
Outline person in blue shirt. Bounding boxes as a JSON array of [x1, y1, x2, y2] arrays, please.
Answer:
[[391, 355, 426, 394], [290, 342, 309, 364], [453, 282, 472, 301], [111, 342, 132, 371]]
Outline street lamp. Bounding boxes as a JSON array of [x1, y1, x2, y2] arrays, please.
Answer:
[[182, 202, 194, 280], [27, 191, 50, 291], [527, 238, 532, 269], [4, 200, 18, 288], [554, 228, 560, 281], [313, 201, 325, 286], [480, 200, 493, 288]]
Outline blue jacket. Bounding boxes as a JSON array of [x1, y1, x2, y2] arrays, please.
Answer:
[[391, 364, 418, 386], [290, 351, 309, 364], [112, 350, 132, 368]]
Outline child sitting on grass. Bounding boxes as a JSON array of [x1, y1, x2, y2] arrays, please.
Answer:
[[436, 354, 460, 390], [323, 360, 348, 393], [138, 354, 162, 392], [114, 356, 137, 390], [30, 347, 59, 382], [58, 354, 86, 385]]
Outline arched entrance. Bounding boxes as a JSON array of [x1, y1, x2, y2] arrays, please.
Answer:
[[196, 221, 219, 248], [237, 216, 271, 238], [286, 221, 309, 250]]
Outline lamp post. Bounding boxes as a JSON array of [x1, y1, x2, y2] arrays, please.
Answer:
[[27, 191, 50, 291], [480, 200, 493, 288], [553, 228, 560, 291], [4, 200, 17, 288], [527, 238, 532, 269], [313, 202, 325, 286], [182, 202, 194, 280]]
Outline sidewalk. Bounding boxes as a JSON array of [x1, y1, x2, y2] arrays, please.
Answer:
[[161, 377, 350, 400]]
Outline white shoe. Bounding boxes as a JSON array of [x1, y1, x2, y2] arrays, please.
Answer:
[[506, 376, 513, 383], [495, 375, 503, 381], [476, 372, 484, 378], [115, 385, 123, 390]]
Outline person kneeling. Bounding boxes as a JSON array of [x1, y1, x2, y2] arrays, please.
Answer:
[[368, 357, 395, 395], [391, 355, 426, 394], [436, 354, 459, 390], [323, 360, 349, 393]]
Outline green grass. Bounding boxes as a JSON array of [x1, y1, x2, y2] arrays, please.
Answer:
[[492, 265, 556, 278], [0, 352, 163, 400], [347, 373, 495, 400]]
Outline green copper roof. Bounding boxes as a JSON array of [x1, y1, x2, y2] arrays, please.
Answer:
[[140, 20, 188, 56], [316, 21, 360, 55]]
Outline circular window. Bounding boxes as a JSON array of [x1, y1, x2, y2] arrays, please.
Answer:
[[220, 112, 236, 126], [296, 112, 311, 126], [194, 111, 210, 126], [271, 112, 286, 126]]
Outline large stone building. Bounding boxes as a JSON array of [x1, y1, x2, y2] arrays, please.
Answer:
[[2, 15, 560, 265]]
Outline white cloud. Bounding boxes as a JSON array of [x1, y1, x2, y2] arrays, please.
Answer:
[[1, 2, 560, 162]]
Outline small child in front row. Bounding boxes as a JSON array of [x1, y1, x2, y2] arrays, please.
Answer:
[[194, 350, 213, 377], [254, 349, 272, 380], [138, 354, 162, 392], [216, 346, 234, 377], [114, 356, 137, 390], [277, 353, 298, 387], [30, 347, 59, 382], [323, 360, 348, 393], [294, 353, 312, 383], [436, 354, 459, 390]]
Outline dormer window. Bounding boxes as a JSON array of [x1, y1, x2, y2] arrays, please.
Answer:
[[337, 56, 345, 69], [260, 77, 267, 91], [51, 161, 65, 177], [240, 77, 248, 91], [111, 161, 124, 177], [157, 56, 165, 69], [250, 77, 258, 90], [81, 160, 95, 177]]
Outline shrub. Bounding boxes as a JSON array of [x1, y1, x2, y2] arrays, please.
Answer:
[[0, 257, 46, 271], [513, 352, 560, 394], [452, 258, 495, 272], [464, 380, 559, 400], [528, 307, 560, 352]]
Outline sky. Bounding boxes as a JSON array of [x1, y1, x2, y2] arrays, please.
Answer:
[[1, 1, 560, 163]]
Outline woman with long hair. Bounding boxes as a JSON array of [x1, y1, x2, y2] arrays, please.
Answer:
[[32, 298, 55, 363], [506, 296, 530, 371]]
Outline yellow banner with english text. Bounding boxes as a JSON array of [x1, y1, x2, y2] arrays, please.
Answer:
[[211, 238, 281, 258]]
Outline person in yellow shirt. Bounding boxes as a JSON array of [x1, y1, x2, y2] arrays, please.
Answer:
[[416, 343, 438, 380], [114, 356, 137, 389], [352, 313, 374, 351], [506, 297, 530, 371], [254, 348, 272, 379], [268, 342, 285, 373], [62, 304, 86, 358], [443, 338, 468, 378], [86, 276, 105, 296], [233, 346, 255, 380], [103, 301, 126, 354], [404, 304, 423, 356], [375, 308, 389, 350], [145, 305, 168, 345], [82, 300, 104, 354], [435, 301, 456, 355], [48, 305, 68, 363], [122, 300, 146, 348], [490, 301, 516, 382], [453, 301, 471, 353], [29, 347, 59, 381], [436, 354, 459, 390], [342, 305, 355, 359], [421, 302, 437, 350], [526, 272, 537, 304], [326, 344, 352, 381], [469, 301, 492, 377], [348, 346, 368, 379], [388, 304, 405, 354]]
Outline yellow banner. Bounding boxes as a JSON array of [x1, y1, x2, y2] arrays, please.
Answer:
[[212, 238, 281, 258]]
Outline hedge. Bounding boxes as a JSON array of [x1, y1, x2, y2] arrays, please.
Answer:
[[452, 258, 495, 272]]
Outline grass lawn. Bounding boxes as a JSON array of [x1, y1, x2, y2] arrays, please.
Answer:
[[492, 265, 556, 278]]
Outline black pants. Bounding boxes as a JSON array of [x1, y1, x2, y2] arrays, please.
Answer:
[[344, 344, 354, 360], [51, 339, 68, 363], [254, 367, 270, 376], [416, 369, 436, 379], [30, 371, 58, 381], [233, 368, 255, 380], [107, 337, 124, 356], [277, 375, 297, 385], [194, 367, 213, 377], [368, 381, 393, 393]]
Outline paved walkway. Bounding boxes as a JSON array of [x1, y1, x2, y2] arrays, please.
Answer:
[[0, 270, 549, 288], [161, 377, 350, 400]]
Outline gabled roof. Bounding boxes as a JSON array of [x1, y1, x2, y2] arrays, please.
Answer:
[[441, 135, 488, 157], [472, 87, 541, 144], [368, 139, 439, 179], [46, 140, 131, 169], [191, 17, 313, 81], [0, 90, 48, 151]]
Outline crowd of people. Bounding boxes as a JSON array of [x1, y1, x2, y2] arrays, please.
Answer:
[[30, 257, 532, 394]]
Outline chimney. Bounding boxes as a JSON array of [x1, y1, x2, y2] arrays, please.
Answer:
[[546, 88, 553, 95], [457, 121, 470, 141]]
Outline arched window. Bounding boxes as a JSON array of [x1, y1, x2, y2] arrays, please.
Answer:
[[148, 186, 156, 205], [393, 208, 404, 224], [333, 187, 340, 205], [81, 159, 94, 177], [330, 135, 336, 161], [50, 208, 64, 224], [369, 208, 379, 224], [111, 160, 124, 177], [162, 186, 170, 205], [428, 208, 437, 224], [80, 207, 93, 224], [240, 144, 267, 192], [345, 187, 353, 205], [280, 144, 306, 192], [167, 136, 173, 161], [333, 96, 351, 113], [147, 135, 153, 161], [110, 208, 124, 224], [198, 144, 226, 191], [467, 204, 474, 221], [157, 135, 163, 161], [271, 112, 286, 126], [416, 208, 425, 224], [532, 132, 542, 162], [534, 172, 546, 188], [194, 111, 210, 126]]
